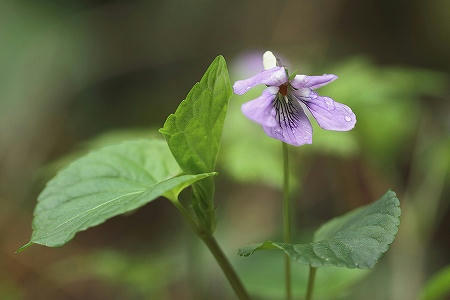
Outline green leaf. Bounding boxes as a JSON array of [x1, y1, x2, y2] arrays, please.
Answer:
[[38, 128, 160, 181], [47, 249, 184, 298], [288, 70, 298, 81], [318, 57, 448, 166], [20, 139, 214, 250], [160, 55, 232, 233], [420, 265, 450, 300], [235, 251, 369, 299], [239, 190, 401, 269]]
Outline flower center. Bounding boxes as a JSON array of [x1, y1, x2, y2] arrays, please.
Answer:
[[279, 84, 288, 96]]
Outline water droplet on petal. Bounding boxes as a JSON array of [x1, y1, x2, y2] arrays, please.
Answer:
[[345, 116, 352, 122], [296, 75, 306, 82], [325, 98, 334, 110], [298, 88, 310, 97]]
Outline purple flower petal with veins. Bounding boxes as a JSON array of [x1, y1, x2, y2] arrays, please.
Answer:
[[233, 51, 356, 146], [291, 74, 338, 89], [241, 87, 279, 127], [233, 67, 288, 95], [262, 98, 312, 146], [291, 89, 356, 131]]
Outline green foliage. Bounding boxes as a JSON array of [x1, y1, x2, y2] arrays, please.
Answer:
[[235, 251, 368, 299], [221, 88, 297, 188], [239, 190, 400, 269], [20, 139, 214, 249], [39, 128, 159, 180], [47, 249, 182, 298], [0, 280, 23, 300], [160, 55, 232, 233], [420, 265, 450, 300], [319, 58, 448, 166]]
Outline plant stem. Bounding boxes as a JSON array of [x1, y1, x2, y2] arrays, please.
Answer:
[[282, 142, 292, 300], [173, 200, 250, 300], [305, 266, 317, 300], [201, 234, 250, 300]]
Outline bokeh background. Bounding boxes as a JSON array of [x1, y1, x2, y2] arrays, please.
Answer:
[[1, 0, 449, 299]]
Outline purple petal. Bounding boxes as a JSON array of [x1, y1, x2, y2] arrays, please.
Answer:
[[262, 99, 312, 146], [233, 67, 288, 95], [298, 91, 356, 131], [241, 87, 278, 127], [291, 74, 338, 90]]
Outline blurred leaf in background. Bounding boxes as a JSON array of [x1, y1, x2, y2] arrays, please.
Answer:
[[47, 249, 184, 299], [318, 57, 448, 168], [38, 129, 159, 181], [419, 265, 450, 300], [235, 251, 368, 299]]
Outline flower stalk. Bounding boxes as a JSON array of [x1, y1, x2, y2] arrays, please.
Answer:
[[232, 50, 358, 300], [282, 142, 292, 299], [305, 266, 317, 300]]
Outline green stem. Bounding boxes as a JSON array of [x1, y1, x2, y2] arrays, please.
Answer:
[[201, 234, 250, 300], [305, 266, 317, 300], [173, 200, 250, 300], [282, 142, 292, 300]]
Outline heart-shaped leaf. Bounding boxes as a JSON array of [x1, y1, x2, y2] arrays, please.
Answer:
[[20, 139, 214, 250], [239, 190, 401, 269], [160, 55, 232, 233]]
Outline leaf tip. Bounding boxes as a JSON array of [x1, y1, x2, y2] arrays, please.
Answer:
[[386, 189, 401, 216], [237, 247, 253, 257], [159, 114, 176, 136], [158, 127, 167, 136], [216, 55, 227, 65], [16, 241, 33, 254]]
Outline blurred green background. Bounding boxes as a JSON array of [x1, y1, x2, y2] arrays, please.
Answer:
[[1, 0, 449, 299]]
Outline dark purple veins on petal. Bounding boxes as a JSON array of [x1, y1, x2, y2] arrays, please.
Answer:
[[273, 95, 303, 130]]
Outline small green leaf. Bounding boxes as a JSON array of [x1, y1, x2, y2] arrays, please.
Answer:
[[20, 139, 214, 249], [239, 190, 401, 269], [160, 55, 232, 233], [288, 70, 298, 81], [420, 265, 450, 300]]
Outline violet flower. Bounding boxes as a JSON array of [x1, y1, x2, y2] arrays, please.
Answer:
[[233, 51, 356, 146]]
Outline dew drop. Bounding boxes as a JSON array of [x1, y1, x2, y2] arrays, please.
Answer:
[[296, 75, 306, 82], [297, 88, 310, 97], [325, 99, 334, 110], [345, 116, 352, 122]]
